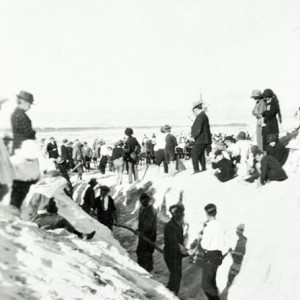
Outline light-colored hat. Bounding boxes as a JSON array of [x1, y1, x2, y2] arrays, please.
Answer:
[[192, 94, 203, 110], [236, 224, 245, 233], [250, 90, 262, 98], [16, 140, 40, 160]]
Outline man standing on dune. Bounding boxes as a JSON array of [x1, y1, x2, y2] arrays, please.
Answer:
[[11, 90, 36, 152], [190, 96, 212, 173]]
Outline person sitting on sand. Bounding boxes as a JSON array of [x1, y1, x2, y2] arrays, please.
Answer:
[[20, 169, 95, 240], [265, 134, 289, 167], [212, 150, 235, 183], [253, 149, 288, 185]]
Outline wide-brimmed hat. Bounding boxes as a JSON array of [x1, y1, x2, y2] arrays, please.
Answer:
[[89, 178, 98, 185], [237, 131, 246, 140], [16, 91, 34, 105], [15, 140, 40, 160], [262, 89, 274, 99], [250, 90, 262, 99], [100, 185, 110, 192], [236, 224, 245, 233], [169, 204, 185, 215], [163, 124, 171, 132], [125, 128, 134, 136], [192, 95, 204, 110]]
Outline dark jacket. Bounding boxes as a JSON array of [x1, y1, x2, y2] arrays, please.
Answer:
[[212, 158, 235, 182], [93, 195, 116, 229], [260, 155, 288, 185], [82, 185, 95, 214], [11, 107, 36, 151], [47, 142, 59, 159], [164, 218, 184, 260], [138, 205, 157, 240], [124, 136, 141, 163], [165, 133, 178, 152], [111, 147, 125, 161], [265, 142, 289, 166], [191, 111, 212, 145], [262, 98, 280, 135], [61, 144, 71, 162]]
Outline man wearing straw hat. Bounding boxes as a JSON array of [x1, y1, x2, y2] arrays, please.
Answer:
[[190, 95, 212, 173], [11, 90, 36, 152]]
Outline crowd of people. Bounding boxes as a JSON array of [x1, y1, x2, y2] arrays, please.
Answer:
[[1, 88, 299, 299]]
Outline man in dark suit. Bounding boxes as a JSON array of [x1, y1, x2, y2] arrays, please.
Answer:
[[47, 137, 59, 159], [190, 99, 212, 173], [61, 139, 71, 169]]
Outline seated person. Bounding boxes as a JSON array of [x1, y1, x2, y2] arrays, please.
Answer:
[[20, 170, 95, 239], [224, 136, 240, 165], [253, 149, 288, 185], [265, 134, 289, 166], [212, 150, 235, 182]]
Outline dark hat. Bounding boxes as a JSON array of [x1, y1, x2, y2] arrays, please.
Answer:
[[214, 150, 223, 157], [169, 204, 185, 215], [125, 128, 134, 136], [16, 90, 34, 104], [224, 136, 236, 143], [204, 203, 217, 214], [237, 131, 246, 140], [262, 89, 274, 99], [62, 138, 68, 143], [252, 148, 263, 157], [267, 134, 278, 144], [100, 185, 110, 192], [163, 125, 171, 132], [89, 178, 98, 185], [140, 192, 150, 201]]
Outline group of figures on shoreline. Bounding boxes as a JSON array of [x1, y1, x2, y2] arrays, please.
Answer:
[[0, 88, 300, 299]]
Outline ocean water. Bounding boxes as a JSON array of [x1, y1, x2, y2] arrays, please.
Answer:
[[1, 107, 298, 146]]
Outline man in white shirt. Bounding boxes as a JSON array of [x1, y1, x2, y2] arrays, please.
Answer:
[[200, 204, 225, 300]]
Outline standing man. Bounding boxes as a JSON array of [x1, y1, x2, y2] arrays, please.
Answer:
[[164, 204, 189, 296], [61, 139, 71, 169], [190, 98, 212, 174], [136, 193, 157, 272], [47, 137, 59, 159], [164, 125, 178, 176], [93, 185, 117, 231], [200, 204, 225, 300], [11, 90, 36, 152]]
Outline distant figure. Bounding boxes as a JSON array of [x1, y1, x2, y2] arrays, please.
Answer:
[[265, 134, 289, 166], [93, 185, 117, 231], [66, 141, 75, 169], [55, 157, 72, 197], [235, 131, 251, 177], [136, 193, 157, 272], [81, 178, 97, 215], [60, 139, 71, 169], [47, 137, 59, 159], [164, 125, 178, 176], [201, 204, 225, 300], [124, 128, 141, 184], [20, 170, 95, 240], [98, 139, 109, 174], [164, 204, 188, 296], [262, 89, 281, 149], [82, 141, 93, 171], [190, 98, 212, 173], [227, 224, 247, 287], [112, 140, 125, 185], [11, 90, 36, 152], [212, 150, 235, 182], [154, 126, 168, 175], [72, 142, 84, 180], [253, 149, 288, 185], [251, 90, 266, 150], [10, 140, 41, 208]]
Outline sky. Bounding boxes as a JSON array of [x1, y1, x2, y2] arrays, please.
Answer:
[[1, 0, 300, 127]]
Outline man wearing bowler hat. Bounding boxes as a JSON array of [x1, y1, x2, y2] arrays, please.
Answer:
[[190, 95, 212, 173], [11, 90, 36, 152]]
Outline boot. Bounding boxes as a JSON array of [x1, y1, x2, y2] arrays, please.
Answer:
[[77, 230, 96, 240]]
